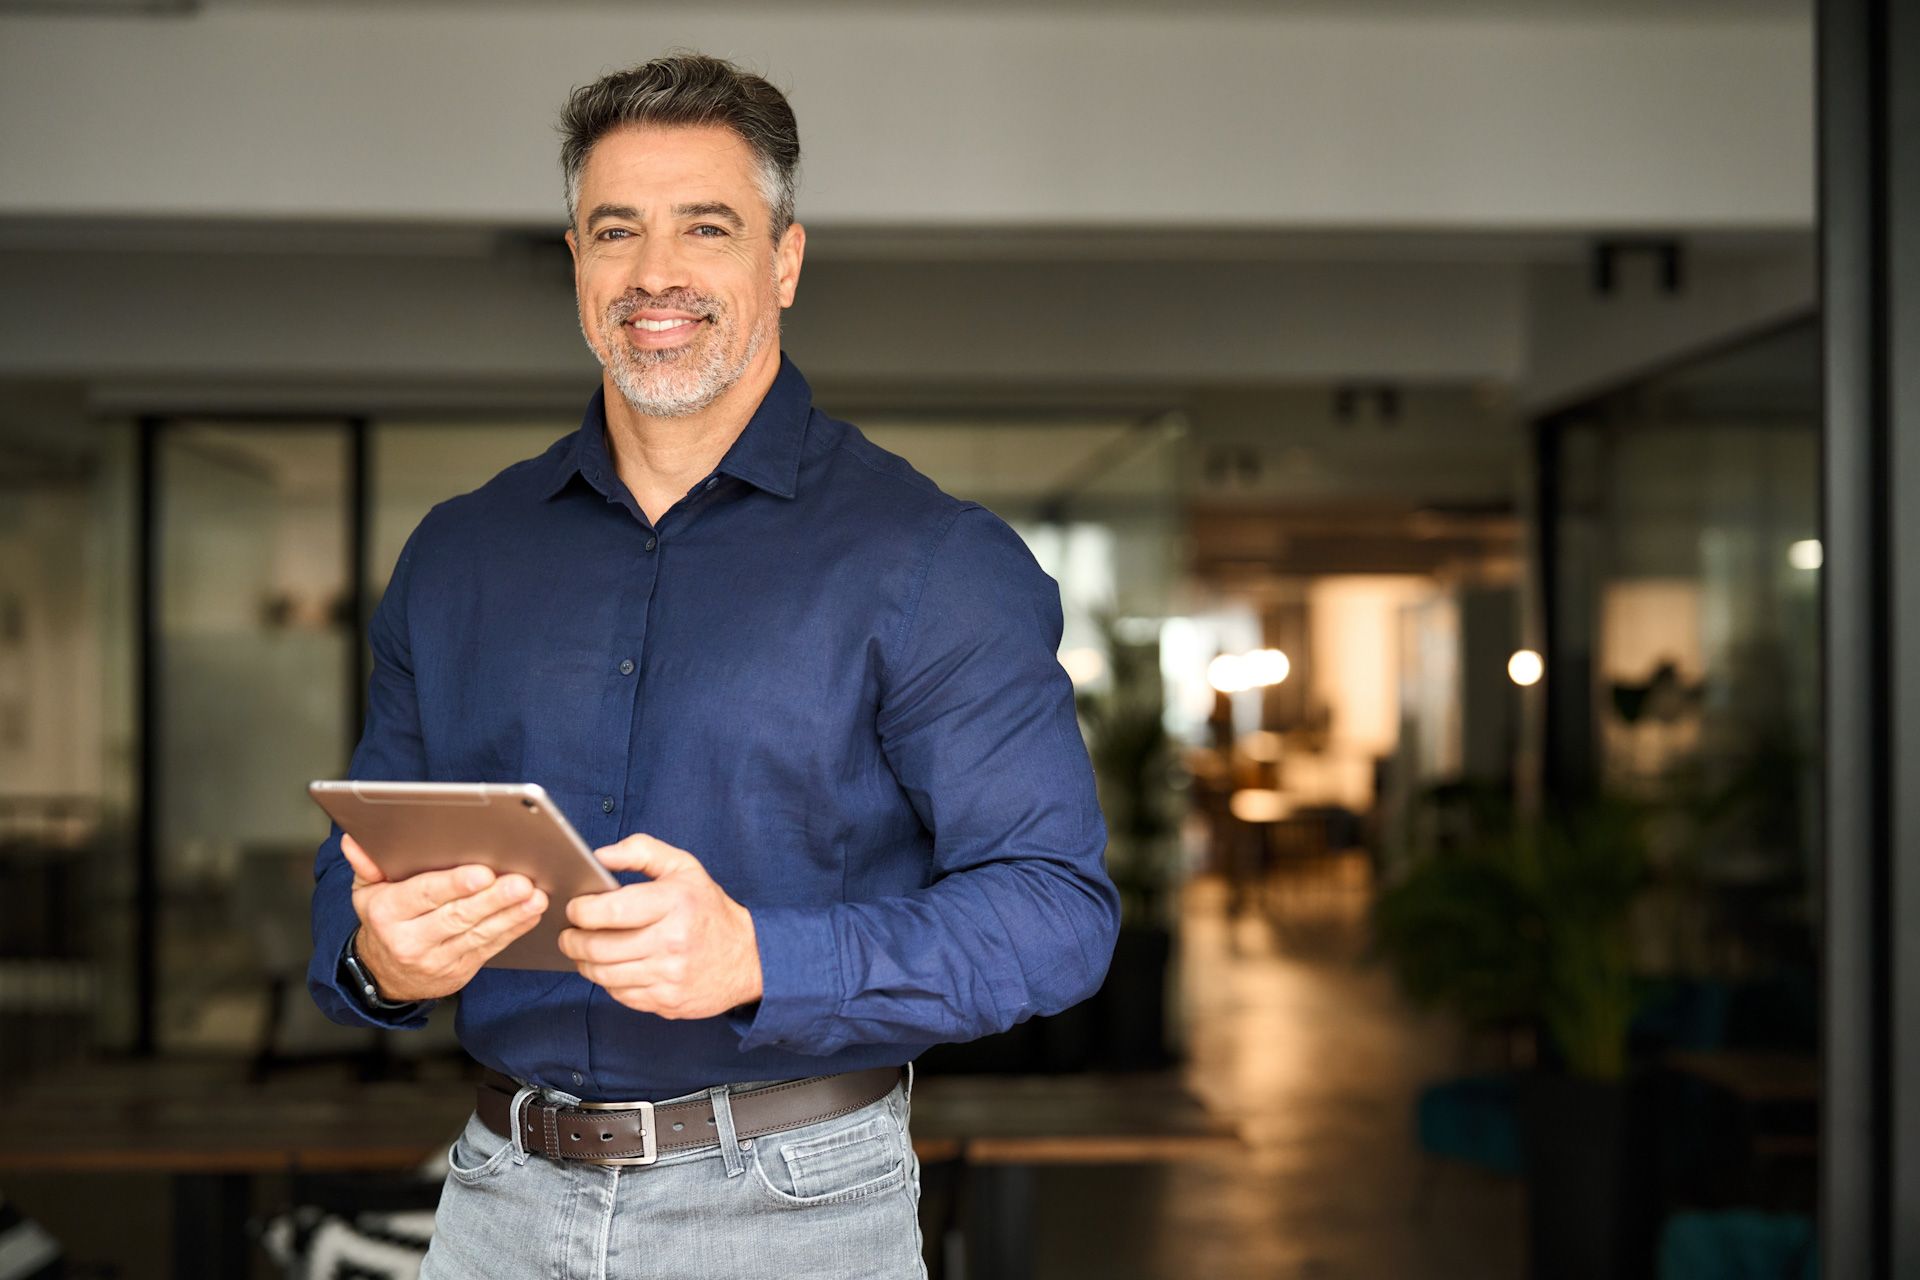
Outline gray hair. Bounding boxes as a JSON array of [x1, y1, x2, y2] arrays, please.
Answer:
[[558, 53, 801, 239]]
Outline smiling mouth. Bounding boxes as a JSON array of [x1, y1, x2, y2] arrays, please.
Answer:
[[629, 316, 704, 333]]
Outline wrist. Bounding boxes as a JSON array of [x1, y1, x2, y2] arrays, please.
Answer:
[[344, 927, 422, 1010], [735, 903, 763, 1006]]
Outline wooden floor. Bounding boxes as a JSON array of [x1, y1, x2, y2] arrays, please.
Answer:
[[1022, 867, 1524, 1280]]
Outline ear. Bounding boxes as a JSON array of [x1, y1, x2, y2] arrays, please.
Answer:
[[564, 225, 580, 270], [775, 221, 805, 309]]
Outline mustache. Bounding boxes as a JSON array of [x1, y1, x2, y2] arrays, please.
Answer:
[[606, 292, 720, 325]]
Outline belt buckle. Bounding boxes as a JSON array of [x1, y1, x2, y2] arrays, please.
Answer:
[[575, 1098, 658, 1166]]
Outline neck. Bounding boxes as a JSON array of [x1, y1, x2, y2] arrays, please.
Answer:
[[600, 344, 782, 525]]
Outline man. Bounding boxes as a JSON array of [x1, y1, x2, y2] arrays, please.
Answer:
[[307, 53, 1119, 1279]]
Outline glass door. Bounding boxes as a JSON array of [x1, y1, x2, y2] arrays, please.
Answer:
[[152, 421, 355, 1053]]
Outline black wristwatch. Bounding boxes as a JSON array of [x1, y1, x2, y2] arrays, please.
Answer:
[[341, 928, 424, 1014]]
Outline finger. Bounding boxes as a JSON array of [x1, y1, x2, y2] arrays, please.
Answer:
[[385, 864, 497, 919], [431, 889, 549, 966], [340, 835, 386, 886], [607, 987, 693, 1019], [558, 925, 672, 965], [592, 833, 702, 879], [566, 881, 678, 931], [419, 872, 537, 938], [577, 955, 679, 991]]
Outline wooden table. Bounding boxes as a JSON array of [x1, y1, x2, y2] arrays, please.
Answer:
[[0, 1060, 1239, 1280], [909, 1073, 1241, 1280]]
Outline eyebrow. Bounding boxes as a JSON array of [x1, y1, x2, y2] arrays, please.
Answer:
[[583, 201, 748, 232], [584, 203, 640, 231], [674, 201, 747, 232]]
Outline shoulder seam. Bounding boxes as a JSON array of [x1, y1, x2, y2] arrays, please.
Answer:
[[881, 502, 985, 676], [826, 430, 964, 505]]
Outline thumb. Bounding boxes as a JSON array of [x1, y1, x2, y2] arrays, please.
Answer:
[[340, 833, 387, 886], [594, 833, 702, 880]]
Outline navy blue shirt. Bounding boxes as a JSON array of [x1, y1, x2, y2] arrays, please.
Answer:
[[308, 355, 1119, 1100]]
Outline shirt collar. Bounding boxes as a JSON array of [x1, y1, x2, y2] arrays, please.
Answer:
[[542, 354, 813, 503]]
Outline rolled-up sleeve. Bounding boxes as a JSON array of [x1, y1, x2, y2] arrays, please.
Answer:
[[737, 505, 1119, 1055]]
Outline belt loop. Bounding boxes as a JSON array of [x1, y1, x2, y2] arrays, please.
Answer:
[[507, 1084, 537, 1165], [904, 1060, 915, 1108], [709, 1084, 746, 1178]]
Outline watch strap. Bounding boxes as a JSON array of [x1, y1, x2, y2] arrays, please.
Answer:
[[342, 928, 425, 1014]]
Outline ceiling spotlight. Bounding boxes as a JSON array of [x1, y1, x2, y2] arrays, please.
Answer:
[[1207, 653, 1251, 694], [1244, 648, 1291, 687]]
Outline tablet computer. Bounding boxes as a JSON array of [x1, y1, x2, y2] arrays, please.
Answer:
[[308, 780, 619, 972]]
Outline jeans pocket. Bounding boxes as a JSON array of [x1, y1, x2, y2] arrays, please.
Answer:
[[750, 1108, 909, 1208], [446, 1111, 515, 1186]]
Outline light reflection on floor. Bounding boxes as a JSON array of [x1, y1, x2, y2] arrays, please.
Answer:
[[1029, 866, 1524, 1279]]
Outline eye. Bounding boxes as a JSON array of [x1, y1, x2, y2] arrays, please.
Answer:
[[690, 224, 730, 238], [595, 228, 633, 242]]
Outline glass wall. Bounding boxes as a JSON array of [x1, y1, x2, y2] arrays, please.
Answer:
[[146, 417, 573, 1058], [1550, 323, 1821, 968], [153, 423, 356, 1052], [1544, 318, 1820, 1217], [0, 414, 137, 1075]]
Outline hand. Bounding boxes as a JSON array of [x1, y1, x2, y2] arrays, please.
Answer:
[[340, 833, 549, 1003], [559, 833, 762, 1019]]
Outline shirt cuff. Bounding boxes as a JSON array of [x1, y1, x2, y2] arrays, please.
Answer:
[[309, 881, 437, 1031], [730, 905, 841, 1053]]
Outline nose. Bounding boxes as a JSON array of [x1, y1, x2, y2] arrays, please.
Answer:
[[622, 230, 690, 299]]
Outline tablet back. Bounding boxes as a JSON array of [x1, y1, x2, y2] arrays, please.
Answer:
[[308, 781, 619, 972]]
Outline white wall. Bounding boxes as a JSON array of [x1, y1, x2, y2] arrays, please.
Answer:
[[1300, 574, 1438, 808], [0, 7, 1812, 231]]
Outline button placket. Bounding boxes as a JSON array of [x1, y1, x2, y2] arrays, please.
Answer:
[[598, 519, 660, 841]]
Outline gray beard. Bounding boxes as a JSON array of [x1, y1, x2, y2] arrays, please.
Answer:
[[595, 307, 778, 419]]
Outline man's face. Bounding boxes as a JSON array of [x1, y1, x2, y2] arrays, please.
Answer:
[[565, 124, 803, 418]]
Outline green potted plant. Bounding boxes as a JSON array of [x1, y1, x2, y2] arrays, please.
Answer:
[[1073, 614, 1181, 1068], [1374, 798, 1654, 1280]]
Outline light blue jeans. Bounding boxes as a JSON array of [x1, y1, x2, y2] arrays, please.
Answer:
[[419, 1073, 926, 1280]]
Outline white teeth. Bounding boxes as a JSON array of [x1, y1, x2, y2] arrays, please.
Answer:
[[631, 317, 696, 332]]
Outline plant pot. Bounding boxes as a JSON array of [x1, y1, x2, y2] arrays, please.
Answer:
[[1092, 923, 1174, 1070], [1518, 1073, 1660, 1280]]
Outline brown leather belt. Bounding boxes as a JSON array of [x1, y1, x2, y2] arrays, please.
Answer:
[[476, 1066, 902, 1167]]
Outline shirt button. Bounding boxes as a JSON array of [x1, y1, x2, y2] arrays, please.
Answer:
[[618, 658, 635, 676], [601, 796, 615, 814], [644, 535, 658, 551], [572, 1072, 584, 1087], [704, 477, 718, 491]]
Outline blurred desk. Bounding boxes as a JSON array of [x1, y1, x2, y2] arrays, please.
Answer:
[[0, 1057, 473, 1278], [0, 1062, 1237, 1280]]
